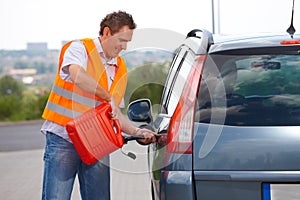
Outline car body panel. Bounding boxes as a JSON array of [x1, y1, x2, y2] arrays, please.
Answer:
[[211, 34, 300, 53], [193, 123, 300, 199], [160, 171, 195, 200]]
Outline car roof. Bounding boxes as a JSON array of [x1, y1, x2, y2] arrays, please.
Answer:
[[209, 33, 300, 53]]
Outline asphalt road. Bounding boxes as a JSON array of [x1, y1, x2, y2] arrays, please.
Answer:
[[0, 120, 152, 200], [0, 120, 45, 151]]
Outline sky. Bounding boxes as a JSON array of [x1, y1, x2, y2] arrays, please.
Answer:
[[0, 0, 299, 50]]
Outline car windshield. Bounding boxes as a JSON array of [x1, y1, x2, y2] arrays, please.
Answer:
[[196, 51, 300, 126]]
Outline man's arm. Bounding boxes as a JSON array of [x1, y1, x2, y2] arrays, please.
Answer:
[[68, 64, 118, 114], [118, 112, 157, 143], [69, 64, 157, 143]]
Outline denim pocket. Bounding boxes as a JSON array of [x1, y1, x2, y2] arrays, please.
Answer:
[[44, 131, 79, 164]]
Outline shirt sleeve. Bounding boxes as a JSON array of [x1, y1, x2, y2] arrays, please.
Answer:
[[60, 40, 88, 82]]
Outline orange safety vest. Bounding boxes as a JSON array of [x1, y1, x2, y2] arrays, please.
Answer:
[[42, 38, 127, 126]]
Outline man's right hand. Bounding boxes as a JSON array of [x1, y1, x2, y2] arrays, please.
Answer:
[[108, 96, 119, 120]]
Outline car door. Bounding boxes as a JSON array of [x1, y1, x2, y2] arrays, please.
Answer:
[[150, 45, 196, 199]]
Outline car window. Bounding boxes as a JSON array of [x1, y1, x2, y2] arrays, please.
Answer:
[[160, 47, 186, 107], [196, 52, 300, 126], [160, 47, 195, 115]]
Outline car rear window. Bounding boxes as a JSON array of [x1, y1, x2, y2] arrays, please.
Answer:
[[196, 49, 300, 126]]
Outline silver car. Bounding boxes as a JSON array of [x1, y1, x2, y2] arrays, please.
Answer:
[[128, 30, 300, 200]]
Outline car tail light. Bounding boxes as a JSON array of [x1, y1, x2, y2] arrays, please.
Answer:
[[166, 55, 206, 154], [280, 40, 300, 45]]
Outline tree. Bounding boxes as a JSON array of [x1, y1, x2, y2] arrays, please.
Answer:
[[0, 75, 23, 98], [0, 75, 23, 121], [0, 95, 21, 120], [20, 92, 49, 120], [125, 62, 170, 110]]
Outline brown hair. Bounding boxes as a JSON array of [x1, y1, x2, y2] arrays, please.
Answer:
[[99, 11, 136, 36]]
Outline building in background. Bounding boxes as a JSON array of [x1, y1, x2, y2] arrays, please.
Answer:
[[26, 42, 48, 51]]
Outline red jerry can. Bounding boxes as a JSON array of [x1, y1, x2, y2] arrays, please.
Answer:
[[66, 103, 124, 165]]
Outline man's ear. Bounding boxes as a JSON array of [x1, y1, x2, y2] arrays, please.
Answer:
[[102, 27, 111, 37]]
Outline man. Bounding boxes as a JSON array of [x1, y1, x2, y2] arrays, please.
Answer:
[[41, 11, 157, 200]]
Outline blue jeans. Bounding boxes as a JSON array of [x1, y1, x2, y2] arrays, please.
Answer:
[[42, 131, 110, 200]]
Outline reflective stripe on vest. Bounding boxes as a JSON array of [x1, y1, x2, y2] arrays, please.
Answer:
[[51, 84, 102, 107], [46, 101, 82, 119], [42, 38, 127, 126]]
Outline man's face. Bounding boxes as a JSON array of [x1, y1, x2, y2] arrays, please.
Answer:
[[102, 25, 133, 59]]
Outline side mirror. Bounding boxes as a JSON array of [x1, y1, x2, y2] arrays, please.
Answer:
[[127, 99, 152, 123]]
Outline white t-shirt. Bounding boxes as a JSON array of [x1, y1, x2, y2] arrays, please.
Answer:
[[41, 38, 124, 142]]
